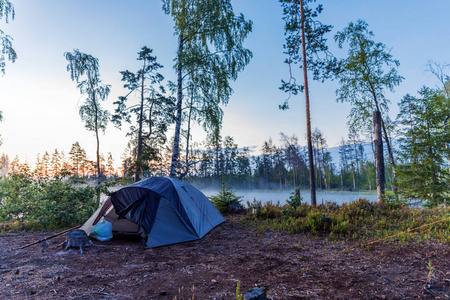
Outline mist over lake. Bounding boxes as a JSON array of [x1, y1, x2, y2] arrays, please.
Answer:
[[203, 189, 378, 206]]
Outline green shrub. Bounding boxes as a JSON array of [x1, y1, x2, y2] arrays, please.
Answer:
[[244, 197, 450, 243], [0, 174, 110, 230], [210, 178, 243, 214], [0, 173, 35, 226], [286, 187, 302, 209]]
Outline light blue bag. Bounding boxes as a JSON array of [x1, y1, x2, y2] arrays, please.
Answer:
[[90, 217, 113, 241]]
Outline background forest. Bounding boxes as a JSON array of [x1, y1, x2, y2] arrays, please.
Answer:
[[1, 0, 449, 229]]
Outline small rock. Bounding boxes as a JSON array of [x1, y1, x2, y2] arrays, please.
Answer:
[[244, 287, 268, 300], [41, 241, 49, 249], [228, 201, 244, 213]]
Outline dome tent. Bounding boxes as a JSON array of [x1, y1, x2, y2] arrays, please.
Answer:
[[81, 177, 225, 248]]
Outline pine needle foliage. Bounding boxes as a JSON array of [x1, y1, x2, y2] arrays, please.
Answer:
[[210, 177, 243, 214], [396, 87, 450, 207]]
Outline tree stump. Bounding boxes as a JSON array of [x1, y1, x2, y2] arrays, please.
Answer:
[[65, 229, 93, 253]]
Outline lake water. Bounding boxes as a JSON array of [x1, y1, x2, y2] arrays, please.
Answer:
[[203, 189, 378, 206]]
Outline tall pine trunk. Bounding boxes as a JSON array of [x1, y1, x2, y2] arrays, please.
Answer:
[[300, 0, 316, 205], [135, 66, 146, 182]]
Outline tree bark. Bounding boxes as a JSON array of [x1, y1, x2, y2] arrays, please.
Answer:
[[445, 116, 449, 167], [315, 147, 322, 189], [321, 147, 328, 190], [373, 110, 385, 202], [179, 97, 193, 180], [300, 0, 316, 205], [135, 64, 146, 182], [170, 34, 184, 178], [366, 164, 372, 191], [381, 120, 396, 191], [216, 141, 221, 180], [92, 93, 101, 186], [351, 162, 356, 191]]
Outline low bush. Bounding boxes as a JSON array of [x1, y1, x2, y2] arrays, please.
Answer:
[[0, 174, 112, 231], [210, 178, 243, 214], [245, 198, 450, 244], [286, 187, 302, 209]]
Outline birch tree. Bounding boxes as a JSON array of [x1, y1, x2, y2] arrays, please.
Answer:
[[335, 20, 403, 200], [0, 0, 16, 144], [65, 50, 110, 185], [162, 0, 253, 178], [0, 0, 16, 75]]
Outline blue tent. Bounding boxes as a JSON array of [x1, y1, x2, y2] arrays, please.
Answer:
[[109, 177, 225, 248]]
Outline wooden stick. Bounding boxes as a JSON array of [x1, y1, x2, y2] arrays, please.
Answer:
[[12, 224, 81, 250]]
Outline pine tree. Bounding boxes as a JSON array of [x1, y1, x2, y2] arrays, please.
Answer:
[[0, 153, 9, 175], [280, 0, 339, 205], [106, 152, 115, 176], [51, 149, 61, 176], [113, 46, 173, 182], [41, 152, 50, 177], [69, 142, 85, 177], [210, 177, 243, 214], [396, 88, 450, 206]]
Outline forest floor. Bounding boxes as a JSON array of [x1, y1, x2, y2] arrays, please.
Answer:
[[1, 216, 449, 299]]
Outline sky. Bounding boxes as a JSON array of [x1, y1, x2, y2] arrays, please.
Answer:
[[1, 0, 449, 169]]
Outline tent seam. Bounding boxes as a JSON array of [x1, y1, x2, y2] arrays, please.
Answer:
[[183, 188, 214, 228]]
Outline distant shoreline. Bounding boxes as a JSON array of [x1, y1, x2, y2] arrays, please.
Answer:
[[203, 189, 378, 206]]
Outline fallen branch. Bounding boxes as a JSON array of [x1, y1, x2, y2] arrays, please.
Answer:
[[363, 216, 450, 247], [12, 225, 81, 251]]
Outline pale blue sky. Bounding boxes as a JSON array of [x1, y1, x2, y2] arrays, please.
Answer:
[[0, 0, 449, 167]]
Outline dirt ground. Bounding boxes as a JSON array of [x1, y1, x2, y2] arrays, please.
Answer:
[[1, 216, 449, 299]]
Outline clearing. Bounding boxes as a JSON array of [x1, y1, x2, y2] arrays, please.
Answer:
[[1, 217, 449, 299]]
